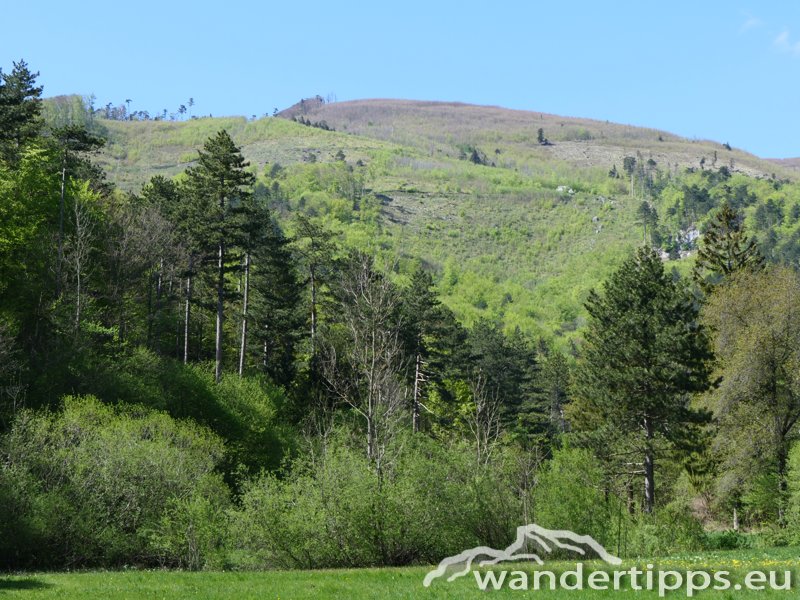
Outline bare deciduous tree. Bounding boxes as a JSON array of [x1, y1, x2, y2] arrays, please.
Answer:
[[322, 254, 408, 475], [63, 191, 95, 334], [0, 323, 25, 428], [467, 370, 503, 465]]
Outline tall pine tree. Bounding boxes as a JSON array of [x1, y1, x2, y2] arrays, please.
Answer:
[[184, 130, 254, 382], [573, 247, 714, 513]]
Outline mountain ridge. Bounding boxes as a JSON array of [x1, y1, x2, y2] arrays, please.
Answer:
[[277, 97, 793, 179], [82, 97, 800, 340]]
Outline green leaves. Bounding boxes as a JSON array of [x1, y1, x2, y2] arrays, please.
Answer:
[[183, 130, 255, 251]]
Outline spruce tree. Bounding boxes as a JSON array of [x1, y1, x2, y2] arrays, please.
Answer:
[[0, 60, 43, 163], [693, 202, 763, 294], [399, 267, 462, 432], [573, 247, 714, 513], [237, 194, 303, 385]]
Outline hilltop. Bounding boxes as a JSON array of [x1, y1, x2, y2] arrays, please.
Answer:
[[278, 98, 790, 180], [88, 98, 800, 341]]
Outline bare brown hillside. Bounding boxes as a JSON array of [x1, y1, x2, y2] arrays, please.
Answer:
[[280, 98, 792, 181], [767, 157, 800, 173]]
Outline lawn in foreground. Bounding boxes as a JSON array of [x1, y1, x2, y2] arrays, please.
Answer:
[[1, 547, 799, 599]]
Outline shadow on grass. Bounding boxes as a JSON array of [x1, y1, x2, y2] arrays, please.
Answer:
[[0, 578, 53, 591]]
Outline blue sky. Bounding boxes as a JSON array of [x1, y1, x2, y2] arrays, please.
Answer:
[[3, 1, 799, 157]]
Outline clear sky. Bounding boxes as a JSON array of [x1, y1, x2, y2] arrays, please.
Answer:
[[3, 1, 799, 157]]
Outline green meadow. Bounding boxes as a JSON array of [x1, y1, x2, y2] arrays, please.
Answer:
[[3, 548, 799, 599]]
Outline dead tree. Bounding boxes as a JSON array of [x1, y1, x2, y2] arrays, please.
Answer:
[[322, 254, 408, 475], [468, 370, 503, 465]]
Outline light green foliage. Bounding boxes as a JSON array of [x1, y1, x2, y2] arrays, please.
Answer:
[[533, 448, 617, 545], [231, 433, 525, 569], [90, 105, 800, 344], [785, 443, 800, 542], [88, 347, 294, 475], [624, 505, 706, 558], [703, 267, 800, 524], [0, 395, 229, 568]]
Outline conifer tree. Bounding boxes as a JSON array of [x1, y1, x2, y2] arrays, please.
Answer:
[[184, 130, 254, 383], [573, 247, 714, 513], [0, 60, 43, 163], [693, 202, 763, 294], [399, 267, 462, 432]]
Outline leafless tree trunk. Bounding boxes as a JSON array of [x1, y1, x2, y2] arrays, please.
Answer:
[[412, 353, 425, 433], [643, 416, 655, 514], [215, 240, 224, 384], [0, 324, 25, 429], [322, 255, 407, 474], [183, 255, 193, 364], [238, 252, 250, 377], [64, 195, 94, 334], [468, 370, 502, 465], [56, 158, 67, 296], [309, 267, 317, 357]]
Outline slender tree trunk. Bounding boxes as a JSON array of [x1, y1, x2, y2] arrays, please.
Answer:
[[309, 267, 317, 357], [412, 352, 422, 433], [57, 157, 66, 296], [75, 261, 81, 332], [367, 413, 376, 464], [238, 252, 250, 378], [627, 480, 635, 515], [215, 240, 224, 384], [183, 256, 193, 364], [777, 440, 788, 525], [146, 269, 154, 348], [643, 416, 655, 514], [154, 258, 163, 353]]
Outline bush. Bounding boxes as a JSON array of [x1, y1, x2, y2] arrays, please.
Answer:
[[533, 448, 622, 550], [704, 530, 754, 551], [87, 347, 295, 476], [0, 395, 230, 568], [0, 465, 51, 566], [230, 432, 526, 569], [785, 442, 800, 543], [147, 485, 231, 570], [623, 503, 706, 558]]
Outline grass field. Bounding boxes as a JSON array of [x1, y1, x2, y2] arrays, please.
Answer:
[[2, 548, 798, 599]]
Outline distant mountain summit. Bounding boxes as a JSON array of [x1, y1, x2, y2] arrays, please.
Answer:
[[276, 98, 787, 180], [276, 95, 327, 120]]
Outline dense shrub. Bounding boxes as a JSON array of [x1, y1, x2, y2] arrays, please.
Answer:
[[86, 347, 295, 476], [0, 395, 229, 569], [704, 530, 754, 551], [230, 433, 525, 569], [533, 448, 618, 548], [532, 448, 706, 559], [623, 503, 706, 557], [784, 442, 800, 544]]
